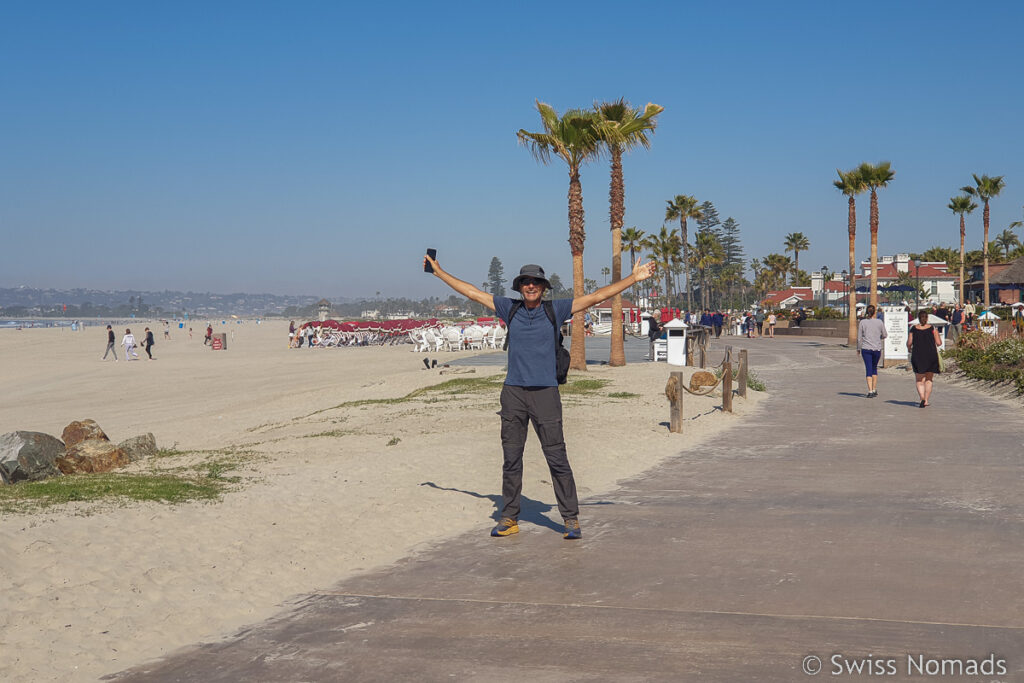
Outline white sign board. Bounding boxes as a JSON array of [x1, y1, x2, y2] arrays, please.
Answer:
[[882, 307, 909, 361]]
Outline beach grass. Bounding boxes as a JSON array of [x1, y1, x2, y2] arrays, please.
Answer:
[[0, 447, 255, 514], [0, 473, 224, 514]]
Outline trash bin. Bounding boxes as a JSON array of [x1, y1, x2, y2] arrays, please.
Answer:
[[211, 332, 227, 350], [663, 318, 688, 366]]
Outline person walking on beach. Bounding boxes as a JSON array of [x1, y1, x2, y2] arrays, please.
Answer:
[[142, 327, 156, 360], [163, 321, 170, 340], [204, 324, 213, 346], [121, 328, 139, 360], [857, 304, 887, 398], [907, 310, 942, 408], [101, 324, 117, 361], [424, 251, 655, 540]]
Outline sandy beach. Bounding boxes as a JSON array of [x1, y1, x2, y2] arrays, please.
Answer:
[[0, 321, 762, 682]]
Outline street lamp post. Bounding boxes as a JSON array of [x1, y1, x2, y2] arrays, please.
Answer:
[[821, 266, 827, 309], [914, 258, 921, 313], [841, 269, 848, 316]]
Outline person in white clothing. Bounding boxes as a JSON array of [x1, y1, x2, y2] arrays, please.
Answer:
[[121, 328, 139, 360]]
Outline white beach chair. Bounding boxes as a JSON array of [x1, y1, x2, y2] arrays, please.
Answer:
[[464, 327, 485, 350], [492, 326, 506, 349], [409, 330, 429, 352], [443, 327, 463, 351], [424, 329, 445, 352]]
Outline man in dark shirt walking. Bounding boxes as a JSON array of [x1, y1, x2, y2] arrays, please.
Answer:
[[425, 253, 655, 539], [101, 324, 117, 361]]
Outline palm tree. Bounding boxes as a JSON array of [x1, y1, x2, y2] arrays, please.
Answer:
[[594, 100, 663, 366], [646, 225, 681, 307], [621, 226, 647, 305], [692, 232, 725, 308], [762, 253, 794, 291], [948, 195, 977, 304], [517, 101, 601, 371], [834, 167, 867, 345], [665, 195, 703, 310], [857, 161, 895, 309], [783, 232, 810, 284], [995, 229, 1020, 260], [960, 174, 1006, 308]]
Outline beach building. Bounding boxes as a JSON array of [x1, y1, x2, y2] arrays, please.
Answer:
[[762, 287, 815, 310], [964, 255, 1024, 304], [317, 299, 331, 322], [855, 253, 957, 304], [589, 296, 640, 333]]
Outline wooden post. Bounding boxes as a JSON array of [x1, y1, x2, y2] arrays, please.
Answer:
[[724, 345, 733, 365], [669, 371, 684, 433], [699, 342, 706, 368], [737, 349, 748, 399], [722, 361, 733, 413]]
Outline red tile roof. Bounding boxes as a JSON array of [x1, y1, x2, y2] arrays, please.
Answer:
[[763, 288, 815, 304]]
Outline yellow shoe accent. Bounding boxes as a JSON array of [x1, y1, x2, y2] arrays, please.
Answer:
[[491, 518, 519, 537]]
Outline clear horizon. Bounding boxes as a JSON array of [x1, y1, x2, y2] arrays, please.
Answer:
[[2, 1, 1022, 299]]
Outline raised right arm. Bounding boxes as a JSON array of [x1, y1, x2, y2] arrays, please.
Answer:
[[424, 254, 495, 312]]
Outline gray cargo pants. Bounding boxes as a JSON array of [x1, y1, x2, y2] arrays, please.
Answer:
[[499, 385, 579, 522]]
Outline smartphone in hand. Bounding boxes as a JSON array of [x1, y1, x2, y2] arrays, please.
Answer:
[[424, 248, 437, 273]]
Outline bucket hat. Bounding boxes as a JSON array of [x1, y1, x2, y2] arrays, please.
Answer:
[[511, 264, 551, 293]]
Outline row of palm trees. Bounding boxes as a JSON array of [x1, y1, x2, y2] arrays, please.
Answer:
[[833, 162, 895, 344], [517, 99, 664, 370], [835, 163, 1015, 345]]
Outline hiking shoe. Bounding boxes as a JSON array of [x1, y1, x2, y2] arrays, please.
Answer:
[[563, 519, 582, 540], [490, 518, 519, 537]]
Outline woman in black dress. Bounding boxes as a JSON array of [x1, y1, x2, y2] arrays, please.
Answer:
[[906, 310, 942, 407]]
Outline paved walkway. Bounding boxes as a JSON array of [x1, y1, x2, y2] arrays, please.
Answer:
[[110, 338, 1024, 682]]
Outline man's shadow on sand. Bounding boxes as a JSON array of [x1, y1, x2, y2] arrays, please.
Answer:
[[419, 481, 613, 532]]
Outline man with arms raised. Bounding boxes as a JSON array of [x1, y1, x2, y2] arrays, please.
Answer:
[[424, 253, 656, 539]]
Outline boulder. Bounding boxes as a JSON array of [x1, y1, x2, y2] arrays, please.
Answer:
[[56, 440, 132, 474], [118, 433, 158, 462], [61, 419, 110, 448], [0, 431, 65, 484], [689, 370, 718, 392]]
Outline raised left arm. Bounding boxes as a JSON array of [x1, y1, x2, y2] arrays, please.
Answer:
[[571, 260, 657, 315]]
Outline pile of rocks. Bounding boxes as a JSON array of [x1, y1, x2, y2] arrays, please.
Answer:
[[0, 420, 157, 485]]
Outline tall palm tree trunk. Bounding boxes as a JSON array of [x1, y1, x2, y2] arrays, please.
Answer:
[[983, 200, 990, 307], [568, 168, 587, 371], [869, 189, 879, 309], [608, 146, 625, 366], [959, 215, 966, 304], [847, 196, 857, 345]]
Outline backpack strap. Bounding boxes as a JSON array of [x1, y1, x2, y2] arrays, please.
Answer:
[[502, 300, 524, 351], [542, 300, 564, 345]]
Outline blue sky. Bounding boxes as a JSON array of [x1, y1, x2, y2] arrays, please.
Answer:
[[2, 1, 1022, 299]]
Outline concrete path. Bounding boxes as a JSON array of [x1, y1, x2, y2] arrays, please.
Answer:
[[109, 337, 1024, 682]]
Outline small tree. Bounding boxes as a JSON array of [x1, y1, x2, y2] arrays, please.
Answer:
[[486, 257, 506, 297]]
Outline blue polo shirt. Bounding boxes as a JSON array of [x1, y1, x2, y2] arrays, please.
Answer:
[[494, 296, 573, 387]]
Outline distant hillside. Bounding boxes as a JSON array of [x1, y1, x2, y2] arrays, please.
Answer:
[[0, 287, 353, 318]]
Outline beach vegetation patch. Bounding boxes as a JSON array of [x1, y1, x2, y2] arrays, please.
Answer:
[[0, 473, 224, 513], [386, 437, 401, 446], [746, 370, 767, 392], [0, 446, 257, 514], [947, 333, 1024, 393], [607, 391, 640, 398], [559, 378, 611, 395]]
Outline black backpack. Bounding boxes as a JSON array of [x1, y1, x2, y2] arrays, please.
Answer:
[[503, 300, 570, 385]]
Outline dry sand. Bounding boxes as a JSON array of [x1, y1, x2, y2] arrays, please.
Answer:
[[0, 321, 763, 682]]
